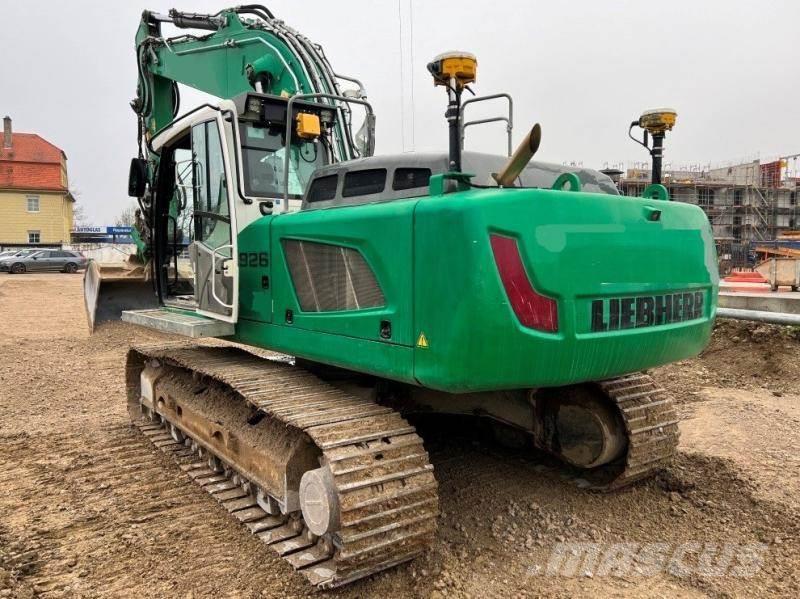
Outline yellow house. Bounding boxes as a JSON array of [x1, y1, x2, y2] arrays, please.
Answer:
[[0, 116, 74, 247]]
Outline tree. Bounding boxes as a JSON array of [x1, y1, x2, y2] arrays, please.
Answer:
[[69, 187, 90, 227], [72, 203, 88, 226], [115, 202, 138, 227]]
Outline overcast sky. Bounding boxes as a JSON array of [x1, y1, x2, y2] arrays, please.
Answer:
[[1, 0, 798, 224]]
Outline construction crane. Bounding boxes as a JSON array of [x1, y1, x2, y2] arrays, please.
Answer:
[[83, 5, 719, 588]]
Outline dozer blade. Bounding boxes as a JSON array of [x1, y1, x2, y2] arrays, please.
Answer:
[[84, 260, 158, 331]]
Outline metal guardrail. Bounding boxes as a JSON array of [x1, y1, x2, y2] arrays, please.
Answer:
[[460, 93, 513, 157], [717, 307, 800, 325], [283, 93, 375, 208]]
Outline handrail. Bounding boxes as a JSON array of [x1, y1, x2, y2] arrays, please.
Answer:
[[334, 73, 368, 98], [283, 93, 375, 208], [209, 243, 235, 309], [460, 93, 514, 156]]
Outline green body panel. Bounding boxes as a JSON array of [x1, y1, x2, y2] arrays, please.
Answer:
[[233, 199, 417, 383], [230, 186, 718, 393], [269, 201, 416, 347], [235, 208, 416, 382], [237, 219, 273, 323], [412, 188, 717, 391], [235, 320, 416, 384]]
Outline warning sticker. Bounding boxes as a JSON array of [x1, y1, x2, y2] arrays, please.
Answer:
[[416, 332, 429, 348]]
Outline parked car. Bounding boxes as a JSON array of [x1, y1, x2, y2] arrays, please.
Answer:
[[0, 249, 88, 274], [0, 249, 37, 268], [0, 249, 35, 261]]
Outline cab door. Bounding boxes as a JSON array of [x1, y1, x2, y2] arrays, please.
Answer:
[[189, 116, 239, 322]]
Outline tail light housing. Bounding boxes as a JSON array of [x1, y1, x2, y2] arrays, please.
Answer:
[[490, 234, 558, 332]]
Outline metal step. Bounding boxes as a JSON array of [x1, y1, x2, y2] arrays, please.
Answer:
[[121, 308, 234, 338]]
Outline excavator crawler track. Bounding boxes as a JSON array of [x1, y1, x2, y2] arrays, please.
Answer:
[[126, 343, 438, 588], [587, 373, 680, 490]]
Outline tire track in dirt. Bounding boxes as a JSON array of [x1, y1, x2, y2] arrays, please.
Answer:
[[0, 424, 312, 597]]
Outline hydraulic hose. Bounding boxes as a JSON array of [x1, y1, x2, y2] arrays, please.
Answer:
[[234, 5, 354, 159]]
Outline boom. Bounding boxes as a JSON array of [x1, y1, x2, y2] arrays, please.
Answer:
[[133, 6, 373, 160]]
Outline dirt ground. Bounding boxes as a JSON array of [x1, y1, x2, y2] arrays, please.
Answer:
[[0, 274, 798, 598]]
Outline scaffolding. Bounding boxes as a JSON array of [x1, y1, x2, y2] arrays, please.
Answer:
[[617, 156, 800, 268]]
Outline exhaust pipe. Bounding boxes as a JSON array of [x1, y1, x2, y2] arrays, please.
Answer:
[[492, 123, 541, 187]]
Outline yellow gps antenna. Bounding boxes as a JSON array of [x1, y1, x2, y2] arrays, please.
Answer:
[[427, 51, 477, 172], [629, 108, 677, 185]]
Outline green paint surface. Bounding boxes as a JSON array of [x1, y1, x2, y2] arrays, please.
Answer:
[[412, 187, 717, 391], [232, 185, 718, 392]]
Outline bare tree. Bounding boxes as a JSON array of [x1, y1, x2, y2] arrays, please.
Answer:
[[115, 202, 138, 227], [69, 187, 90, 227], [72, 203, 88, 226]]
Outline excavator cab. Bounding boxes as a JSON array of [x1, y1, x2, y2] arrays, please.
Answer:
[[86, 92, 366, 336], [85, 106, 240, 333]]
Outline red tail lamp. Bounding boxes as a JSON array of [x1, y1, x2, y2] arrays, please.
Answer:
[[490, 234, 558, 332]]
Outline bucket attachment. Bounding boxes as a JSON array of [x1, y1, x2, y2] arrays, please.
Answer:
[[84, 260, 159, 331]]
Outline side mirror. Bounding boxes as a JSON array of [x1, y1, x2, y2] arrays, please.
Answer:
[[355, 113, 376, 157], [128, 158, 148, 197]]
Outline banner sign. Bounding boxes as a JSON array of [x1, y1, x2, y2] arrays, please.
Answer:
[[72, 226, 133, 235], [107, 226, 133, 235]]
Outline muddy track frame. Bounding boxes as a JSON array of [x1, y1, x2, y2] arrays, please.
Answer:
[[126, 343, 439, 588]]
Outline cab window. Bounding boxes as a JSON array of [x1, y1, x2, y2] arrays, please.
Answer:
[[307, 175, 339, 202], [239, 121, 326, 199], [342, 169, 386, 197], [392, 168, 431, 190], [192, 120, 230, 249]]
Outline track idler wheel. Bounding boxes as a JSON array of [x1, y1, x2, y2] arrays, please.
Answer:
[[299, 466, 340, 536], [532, 385, 627, 469]]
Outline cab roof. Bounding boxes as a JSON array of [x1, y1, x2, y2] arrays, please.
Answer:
[[300, 151, 619, 210]]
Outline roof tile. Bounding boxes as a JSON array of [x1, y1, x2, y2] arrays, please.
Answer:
[[0, 133, 66, 191]]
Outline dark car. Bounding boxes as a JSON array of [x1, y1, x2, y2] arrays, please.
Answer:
[[0, 249, 88, 274]]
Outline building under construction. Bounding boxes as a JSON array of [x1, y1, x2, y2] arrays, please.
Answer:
[[610, 155, 800, 267]]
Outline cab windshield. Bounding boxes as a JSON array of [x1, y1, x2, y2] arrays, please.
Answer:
[[239, 121, 327, 199]]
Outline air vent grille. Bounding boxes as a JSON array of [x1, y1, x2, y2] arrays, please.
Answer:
[[283, 239, 385, 312]]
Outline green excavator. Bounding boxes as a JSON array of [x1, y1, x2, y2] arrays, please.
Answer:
[[83, 5, 718, 588]]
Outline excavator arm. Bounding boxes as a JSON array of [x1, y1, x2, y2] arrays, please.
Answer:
[[132, 6, 371, 160]]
